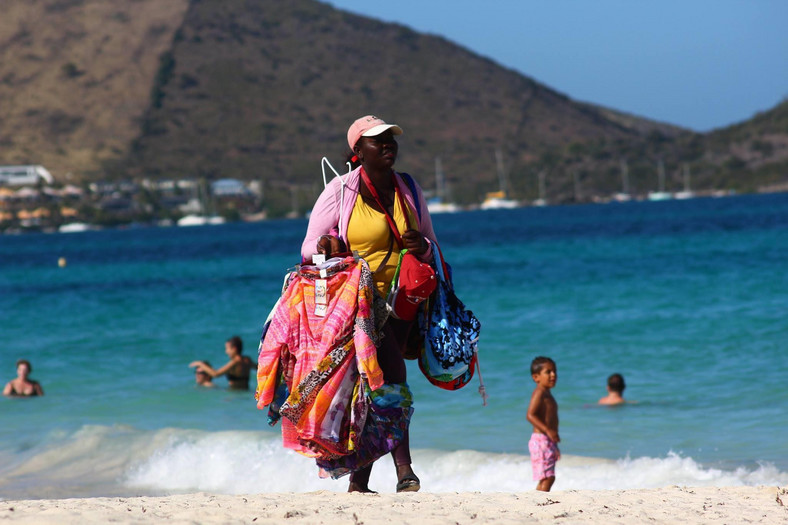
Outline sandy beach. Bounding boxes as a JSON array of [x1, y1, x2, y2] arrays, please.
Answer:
[[1, 486, 784, 524]]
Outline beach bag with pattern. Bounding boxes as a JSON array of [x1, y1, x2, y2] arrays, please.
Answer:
[[416, 243, 483, 393]]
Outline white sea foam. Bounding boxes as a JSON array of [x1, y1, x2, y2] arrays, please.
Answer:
[[1, 425, 786, 499]]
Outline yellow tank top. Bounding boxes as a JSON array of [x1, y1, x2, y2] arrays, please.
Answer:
[[347, 191, 416, 297]]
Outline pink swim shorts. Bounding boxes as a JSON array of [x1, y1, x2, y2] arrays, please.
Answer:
[[528, 433, 559, 481]]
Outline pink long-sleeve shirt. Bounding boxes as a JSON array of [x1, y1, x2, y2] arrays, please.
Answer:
[[301, 167, 436, 263]]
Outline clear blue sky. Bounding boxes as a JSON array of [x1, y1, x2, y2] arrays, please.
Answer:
[[325, 0, 788, 132]]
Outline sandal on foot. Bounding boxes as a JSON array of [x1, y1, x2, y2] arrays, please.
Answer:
[[396, 474, 420, 493]]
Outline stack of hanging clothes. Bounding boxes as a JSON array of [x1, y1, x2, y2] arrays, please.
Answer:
[[256, 255, 413, 478]]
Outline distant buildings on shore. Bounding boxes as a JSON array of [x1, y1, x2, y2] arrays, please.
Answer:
[[0, 166, 262, 233], [0, 165, 54, 186], [0, 162, 766, 233]]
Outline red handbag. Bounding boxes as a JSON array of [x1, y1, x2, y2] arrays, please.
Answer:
[[389, 249, 437, 321]]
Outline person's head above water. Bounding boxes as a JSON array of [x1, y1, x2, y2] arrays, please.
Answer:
[[195, 360, 213, 385], [16, 359, 32, 378], [607, 373, 626, 394], [225, 336, 243, 357], [598, 373, 627, 405]]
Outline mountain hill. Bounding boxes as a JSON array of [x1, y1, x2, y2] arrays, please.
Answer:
[[0, 0, 189, 178], [1, 0, 786, 213], [700, 99, 788, 192]]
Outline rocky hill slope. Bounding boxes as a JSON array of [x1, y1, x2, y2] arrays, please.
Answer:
[[0, 0, 190, 178], [1, 0, 785, 211]]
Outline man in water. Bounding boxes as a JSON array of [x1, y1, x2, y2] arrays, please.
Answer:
[[598, 373, 626, 405]]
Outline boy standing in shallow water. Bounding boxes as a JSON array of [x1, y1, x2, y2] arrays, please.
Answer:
[[527, 356, 560, 492]]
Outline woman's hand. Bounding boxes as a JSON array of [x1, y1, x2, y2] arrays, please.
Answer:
[[316, 235, 345, 258], [402, 229, 428, 255]]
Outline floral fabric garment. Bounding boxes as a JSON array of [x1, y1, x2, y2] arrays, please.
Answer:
[[316, 381, 413, 479], [256, 256, 410, 474]]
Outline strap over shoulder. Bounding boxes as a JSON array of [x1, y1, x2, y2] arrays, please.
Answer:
[[399, 172, 422, 221]]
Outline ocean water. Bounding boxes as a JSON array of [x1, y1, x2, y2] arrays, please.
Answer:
[[1, 193, 786, 499]]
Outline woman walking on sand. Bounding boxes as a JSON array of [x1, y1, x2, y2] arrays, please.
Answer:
[[257, 115, 438, 493]]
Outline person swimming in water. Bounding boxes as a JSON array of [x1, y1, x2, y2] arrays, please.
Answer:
[[3, 359, 44, 397], [190, 336, 255, 390], [598, 373, 627, 405], [194, 360, 215, 387]]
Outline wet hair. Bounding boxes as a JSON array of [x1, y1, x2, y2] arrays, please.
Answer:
[[16, 359, 31, 373], [196, 361, 212, 375], [607, 373, 626, 393], [530, 356, 555, 375], [226, 336, 243, 354]]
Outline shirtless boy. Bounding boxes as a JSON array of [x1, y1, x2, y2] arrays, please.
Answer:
[[526, 356, 559, 492]]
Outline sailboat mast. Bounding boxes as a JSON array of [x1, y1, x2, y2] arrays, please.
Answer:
[[435, 156, 444, 200], [573, 169, 580, 202], [620, 159, 630, 194], [290, 185, 298, 216], [495, 148, 507, 196]]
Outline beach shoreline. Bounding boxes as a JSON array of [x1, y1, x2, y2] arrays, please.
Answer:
[[2, 486, 784, 524]]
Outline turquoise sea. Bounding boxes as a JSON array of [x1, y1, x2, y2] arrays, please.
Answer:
[[1, 193, 786, 498]]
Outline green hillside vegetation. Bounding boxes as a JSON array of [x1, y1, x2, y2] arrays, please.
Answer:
[[700, 99, 788, 192], [1, 0, 786, 217]]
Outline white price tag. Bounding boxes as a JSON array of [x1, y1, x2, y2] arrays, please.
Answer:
[[315, 279, 327, 304]]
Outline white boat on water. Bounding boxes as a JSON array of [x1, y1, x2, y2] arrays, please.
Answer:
[[176, 178, 227, 226], [647, 191, 672, 201], [427, 157, 460, 214], [480, 149, 520, 210], [480, 191, 519, 209], [612, 193, 632, 202], [177, 214, 225, 226], [648, 160, 673, 201], [613, 160, 632, 202], [58, 222, 93, 233], [674, 164, 695, 200], [427, 199, 461, 214]]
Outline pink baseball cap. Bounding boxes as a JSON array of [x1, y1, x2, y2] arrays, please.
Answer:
[[347, 115, 403, 150]]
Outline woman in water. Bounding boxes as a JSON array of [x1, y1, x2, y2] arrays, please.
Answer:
[[3, 359, 44, 397], [190, 336, 255, 390]]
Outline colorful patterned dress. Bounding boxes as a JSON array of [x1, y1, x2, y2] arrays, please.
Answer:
[[256, 256, 413, 478]]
